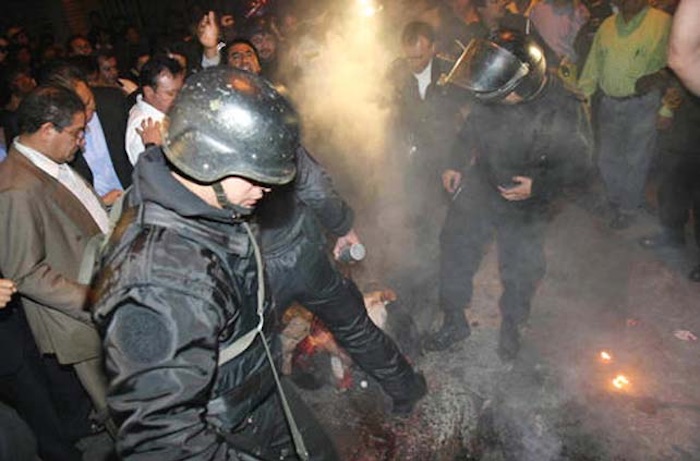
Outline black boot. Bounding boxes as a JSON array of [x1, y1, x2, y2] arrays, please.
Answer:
[[497, 320, 521, 362], [391, 372, 427, 416], [423, 312, 471, 352], [689, 264, 700, 282]]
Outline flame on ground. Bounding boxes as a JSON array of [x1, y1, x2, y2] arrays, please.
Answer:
[[612, 374, 630, 390]]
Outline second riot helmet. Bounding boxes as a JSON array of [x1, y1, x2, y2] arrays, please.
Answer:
[[163, 67, 298, 185], [443, 28, 547, 102]]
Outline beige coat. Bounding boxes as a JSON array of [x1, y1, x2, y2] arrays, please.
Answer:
[[0, 148, 102, 364]]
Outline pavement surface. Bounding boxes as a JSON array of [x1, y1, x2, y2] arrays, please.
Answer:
[[76, 195, 700, 461], [287, 188, 700, 461]]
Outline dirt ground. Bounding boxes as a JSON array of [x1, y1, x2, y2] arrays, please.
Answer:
[[79, 194, 700, 461], [295, 197, 700, 461]]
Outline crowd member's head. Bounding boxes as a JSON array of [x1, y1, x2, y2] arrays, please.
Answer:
[[401, 21, 436, 74], [96, 51, 120, 86], [0, 37, 10, 66], [39, 44, 64, 64], [219, 10, 239, 42], [156, 44, 189, 76], [473, 0, 507, 28], [129, 51, 151, 79], [614, 0, 649, 19], [40, 61, 96, 122], [139, 55, 184, 114], [6, 66, 37, 102], [17, 85, 86, 163], [6, 26, 29, 48], [249, 22, 278, 63], [124, 25, 142, 45], [9, 45, 34, 71], [64, 55, 100, 84], [66, 34, 93, 57], [224, 38, 262, 74]]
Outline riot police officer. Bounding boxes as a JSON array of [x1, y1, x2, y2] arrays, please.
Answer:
[[424, 29, 592, 360], [93, 68, 336, 460]]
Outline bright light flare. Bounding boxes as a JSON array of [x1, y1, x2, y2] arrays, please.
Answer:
[[357, 0, 380, 17], [612, 374, 630, 390], [599, 351, 612, 362]]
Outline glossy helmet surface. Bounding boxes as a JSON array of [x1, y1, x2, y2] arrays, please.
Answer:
[[164, 67, 298, 184], [443, 28, 547, 102]]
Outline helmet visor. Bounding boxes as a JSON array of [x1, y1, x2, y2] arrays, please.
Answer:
[[443, 38, 529, 101]]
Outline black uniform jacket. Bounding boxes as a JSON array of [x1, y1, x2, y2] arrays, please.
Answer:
[[92, 148, 277, 460], [449, 78, 593, 213]]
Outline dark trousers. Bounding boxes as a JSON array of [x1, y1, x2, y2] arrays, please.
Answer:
[[657, 154, 700, 248], [265, 237, 417, 401], [225, 379, 337, 460], [597, 92, 660, 212], [439, 191, 547, 327], [0, 309, 85, 461]]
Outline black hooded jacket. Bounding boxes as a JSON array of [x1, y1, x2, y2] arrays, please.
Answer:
[[256, 145, 354, 257], [449, 77, 592, 213], [92, 148, 278, 460]]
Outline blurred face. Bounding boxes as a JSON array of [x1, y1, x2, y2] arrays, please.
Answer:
[[0, 39, 9, 64], [615, 0, 648, 17], [478, 0, 506, 25], [220, 14, 237, 42], [98, 56, 119, 85], [126, 27, 140, 44], [226, 43, 262, 74], [220, 176, 271, 209], [144, 71, 184, 113], [403, 35, 435, 74], [16, 47, 32, 66], [73, 81, 96, 122], [70, 37, 93, 56], [11, 71, 36, 96], [250, 32, 276, 61], [47, 112, 87, 163]]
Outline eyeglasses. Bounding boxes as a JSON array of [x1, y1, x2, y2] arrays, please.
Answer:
[[54, 124, 87, 140]]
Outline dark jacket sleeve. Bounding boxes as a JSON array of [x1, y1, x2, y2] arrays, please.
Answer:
[[447, 113, 478, 173], [294, 146, 354, 237], [103, 285, 231, 460], [0, 190, 91, 324], [529, 93, 593, 200]]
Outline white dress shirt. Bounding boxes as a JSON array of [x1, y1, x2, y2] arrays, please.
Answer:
[[125, 94, 165, 165], [413, 58, 433, 100], [14, 139, 109, 233]]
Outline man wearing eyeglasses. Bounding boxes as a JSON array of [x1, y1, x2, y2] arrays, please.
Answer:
[[0, 85, 111, 446]]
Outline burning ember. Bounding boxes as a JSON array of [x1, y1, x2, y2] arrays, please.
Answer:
[[599, 351, 612, 362], [612, 374, 631, 390]]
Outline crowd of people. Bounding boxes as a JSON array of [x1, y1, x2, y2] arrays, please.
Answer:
[[0, 0, 699, 459]]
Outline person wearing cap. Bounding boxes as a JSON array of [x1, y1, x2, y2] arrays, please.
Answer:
[[92, 68, 336, 460], [423, 29, 592, 360]]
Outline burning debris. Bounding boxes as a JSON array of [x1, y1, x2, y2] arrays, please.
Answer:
[[611, 374, 631, 391], [279, 288, 420, 391]]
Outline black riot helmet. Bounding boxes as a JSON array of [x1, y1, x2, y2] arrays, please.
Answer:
[[442, 28, 547, 102], [163, 67, 298, 185]]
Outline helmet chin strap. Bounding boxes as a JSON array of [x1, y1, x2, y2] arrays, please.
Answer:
[[212, 181, 251, 216]]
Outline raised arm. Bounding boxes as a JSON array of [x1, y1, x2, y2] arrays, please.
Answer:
[[669, 0, 700, 95]]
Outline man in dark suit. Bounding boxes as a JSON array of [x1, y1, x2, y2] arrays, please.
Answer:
[[42, 61, 133, 204], [0, 85, 111, 433]]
